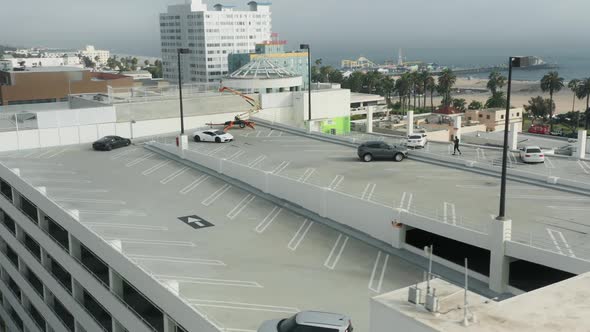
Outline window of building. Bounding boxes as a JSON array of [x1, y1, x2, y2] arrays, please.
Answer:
[[53, 298, 75, 332], [501, 115, 505, 119], [81, 245, 110, 286], [486, 115, 491, 120], [47, 216, 69, 251], [0, 178, 12, 201], [50, 258, 72, 293], [83, 291, 113, 331], [19, 196, 38, 224], [1, 211, 16, 235], [7, 276, 21, 300], [28, 304, 46, 332], [24, 233, 41, 261], [517, 112, 520, 117], [25, 267, 44, 297], [123, 280, 164, 332], [8, 306, 24, 332], [6, 245, 19, 268]]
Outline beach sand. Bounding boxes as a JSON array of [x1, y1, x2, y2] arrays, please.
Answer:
[[428, 78, 585, 114]]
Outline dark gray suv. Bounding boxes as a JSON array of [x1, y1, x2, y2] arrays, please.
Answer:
[[357, 141, 408, 162]]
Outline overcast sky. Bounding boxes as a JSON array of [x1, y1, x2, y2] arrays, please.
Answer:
[[2, 0, 589, 61]]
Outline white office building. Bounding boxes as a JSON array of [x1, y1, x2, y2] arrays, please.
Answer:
[[79, 46, 110, 65], [159, 0, 272, 83]]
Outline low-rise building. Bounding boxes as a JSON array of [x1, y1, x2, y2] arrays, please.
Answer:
[[228, 34, 309, 89], [0, 67, 134, 106], [465, 108, 523, 132], [79, 45, 110, 65], [0, 57, 82, 70], [120, 71, 153, 80]]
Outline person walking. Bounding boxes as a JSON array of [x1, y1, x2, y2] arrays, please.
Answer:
[[453, 136, 462, 155]]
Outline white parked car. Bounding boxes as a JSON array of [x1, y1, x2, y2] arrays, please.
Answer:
[[193, 130, 234, 143], [258, 311, 353, 332], [406, 133, 428, 148], [519, 146, 545, 163]]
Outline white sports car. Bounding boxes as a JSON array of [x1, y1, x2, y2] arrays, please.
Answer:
[[193, 130, 234, 143]]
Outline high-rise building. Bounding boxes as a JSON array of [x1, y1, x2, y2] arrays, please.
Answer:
[[159, 0, 272, 84]]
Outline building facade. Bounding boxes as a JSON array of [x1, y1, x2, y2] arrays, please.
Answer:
[[159, 0, 272, 84], [227, 34, 309, 89], [0, 68, 134, 106], [465, 108, 523, 132], [79, 45, 110, 65]]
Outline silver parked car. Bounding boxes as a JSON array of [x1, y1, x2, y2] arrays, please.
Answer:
[[258, 311, 353, 332], [357, 141, 408, 162]]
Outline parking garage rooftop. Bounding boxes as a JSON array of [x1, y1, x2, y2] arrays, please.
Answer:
[[373, 274, 590, 332]]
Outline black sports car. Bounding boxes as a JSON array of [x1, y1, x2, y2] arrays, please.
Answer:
[[92, 136, 131, 151]]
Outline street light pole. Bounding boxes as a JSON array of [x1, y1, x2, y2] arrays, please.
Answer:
[[498, 56, 524, 220], [300, 44, 312, 124], [177, 48, 189, 134]]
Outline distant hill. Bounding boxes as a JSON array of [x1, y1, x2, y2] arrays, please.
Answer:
[[0, 45, 17, 54]]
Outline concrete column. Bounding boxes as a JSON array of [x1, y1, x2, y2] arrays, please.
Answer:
[[163, 315, 176, 332], [109, 268, 124, 297], [407, 111, 414, 136], [38, 210, 48, 232], [12, 190, 21, 209], [366, 106, 373, 134], [454, 116, 462, 140], [509, 122, 520, 150], [576, 130, 587, 159], [112, 320, 126, 332], [68, 235, 81, 261], [40, 248, 51, 271], [71, 280, 84, 304], [14, 225, 24, 245], [488, 218, 512, 293]]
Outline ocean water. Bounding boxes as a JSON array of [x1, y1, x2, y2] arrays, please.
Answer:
[[323, 47, 590, 81]]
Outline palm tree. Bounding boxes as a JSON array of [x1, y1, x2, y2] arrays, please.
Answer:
[[420, 71, 433, 110], [437, 68, 457, 108], [486, 70, 506, 95], [425, 76, 436, 111], [540, 71, 564, 131], [576, 78, 590, 129], [568, 79, 580, 112], [395, 74, 411, 112]]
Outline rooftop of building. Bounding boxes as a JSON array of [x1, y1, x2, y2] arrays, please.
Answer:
[[5, 66, 88, 73], [374, 275, 590, 332], [228, 58, 300, 79]]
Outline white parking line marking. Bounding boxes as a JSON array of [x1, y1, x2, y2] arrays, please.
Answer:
[[556, 231, 576, 257], [227, 150, 245, 161], [546, 229, 564, 255], [24, 178, 91, 184], [202, 184, 232, 206], [248, 155, 266, 168], [160, 166, 189, 184], [399, 192, 413, 210], [78, 210, 147, 217], [227, 194, 256, 220], [53, 197, 126, 205], [142, 160, 171, 176], [126, 153, 155, 167], [187, 299, 299, 314], [505, 195, 590, 201], [128, 254, 225, 266], [328, 175, 344, 190], [111, 148, 138, 160], [255, 207, 282, 233], [23, 150, 39, 158], [44, 148, 69, 159], [369, 251, 390, 293], [47, 188, 109, 193], [208, 145, 227, 156], [578, 160, 590, 174], [22, 169, 77, 175], [361, 183, 376, 201], [545, 157, 555, 169], [278, 131, 283, 137], [271, 161, 290, 174], [267, 130, 274, 137], [287, 219, 313, 251], [156, 275, 262, 288], [297, 168, 316, 183], [324, 234, 349, 270], [180, 175, 210, 195], [256, 130, 263, 137], [105, 238, 195, 247], [547, 206, 590, 211], [443, 202, 456, 225], [84, 223, 167, 230]]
